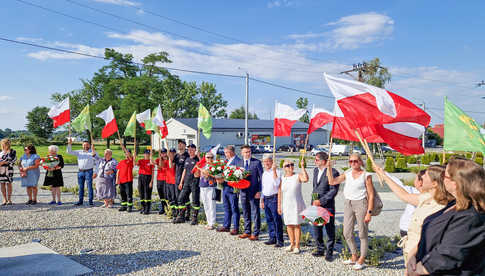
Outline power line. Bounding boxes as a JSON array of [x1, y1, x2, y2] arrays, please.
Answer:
[[249, 77, 333, 99]]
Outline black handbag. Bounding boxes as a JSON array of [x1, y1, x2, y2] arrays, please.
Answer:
[[212, 188, 222, 202]]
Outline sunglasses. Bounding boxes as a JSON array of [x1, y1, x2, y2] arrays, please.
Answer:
[[284, 164, 295, 168], [206, 156, 214, 159], [349, 160, 359, 164]]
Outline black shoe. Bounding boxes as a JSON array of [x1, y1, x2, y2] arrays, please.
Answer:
[[325, 254, 334, 262], [275, 243, 284, 248], [312, 250, 325, 257], [158, 209, 164, 215], [89, 202, 94, 206], [74, 202, 83, 206], [26, 200, 32, 205], [119, 206, 127, 212], [264, 240, 276, 245], [31, 201, 37, 205], [127, 206, 132, 213]]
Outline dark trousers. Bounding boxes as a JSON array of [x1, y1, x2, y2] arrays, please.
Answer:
[[264, 195, 283, 243], [177, 178, 200, 210], [119, 181, 133, 206], [240, 190, 261, 236], [312, 210, 336, 254], [157, 180, 166, 201], [222, 186, 240, 230], [165, 184, 177, 207], [138, 174, 153, 203], [77, 169, 93, 204]]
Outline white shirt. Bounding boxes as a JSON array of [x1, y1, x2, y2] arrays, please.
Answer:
[[386, 173, 420, 231], [262, 168, 281, 197], [317, 167, 325, 183], [67, 144, 98, 170], [343, 169, 370, 200]]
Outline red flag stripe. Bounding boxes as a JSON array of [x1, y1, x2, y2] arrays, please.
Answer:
[[307, 112, 334, 135], [51, 109, 70, 128], [274, 118, 297, 137], [101, 119, 118, 139]]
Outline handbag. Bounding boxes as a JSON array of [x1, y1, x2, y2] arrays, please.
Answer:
[[371, 185, 383, 216], [212, 188, 222, 202]]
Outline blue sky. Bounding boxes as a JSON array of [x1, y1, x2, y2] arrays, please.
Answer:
[[1, 0, 484, 130]]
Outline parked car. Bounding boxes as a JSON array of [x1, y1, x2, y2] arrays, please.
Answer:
[[352, 147, 366, 155], [297, 144, 314, 151], [277, 144, 297, 152], [311, 146, 328, 156], [330, 144, 350, 156], [263, 145, 273, 153], [217, 146, 225, 156], [381, 145, 395, 152], [250, 145, 263, 154]]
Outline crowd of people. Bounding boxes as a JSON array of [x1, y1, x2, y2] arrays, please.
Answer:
[[1, 136, 485, 274]]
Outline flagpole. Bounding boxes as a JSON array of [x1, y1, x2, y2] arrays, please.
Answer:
[[301, 133, 309, 160], [354, 130, 383, 186], [272, 135, 277, 162], [327, 117, 336, 165], [133, 120, 137, 158]]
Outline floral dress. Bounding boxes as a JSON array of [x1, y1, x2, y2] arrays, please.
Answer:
[[0, 149, 16, 183], [95, 158, 118, 200]]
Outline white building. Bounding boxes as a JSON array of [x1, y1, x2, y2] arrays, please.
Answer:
[[153, 118, 329, 150]]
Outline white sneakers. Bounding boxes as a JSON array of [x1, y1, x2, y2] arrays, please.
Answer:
[[342, 259, 355, 265], [292, 248, 300, 254], [284, 246, 300, 254], [285, 245, 294, 252], [342, 259, 365, 270]]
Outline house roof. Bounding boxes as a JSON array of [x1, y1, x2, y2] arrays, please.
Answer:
[[171, 118, 323, 131]]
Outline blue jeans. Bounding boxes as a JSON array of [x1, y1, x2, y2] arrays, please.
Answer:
[[240, 190, 261, 236], [264, 195, 283, 243], [77, 169, 93, 204], [223, 186, 240, 230]]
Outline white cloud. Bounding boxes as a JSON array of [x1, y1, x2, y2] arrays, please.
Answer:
[[287, 12, 394, 50], [0, 96, 13, 101], [91, 0, 140, 7], [267, 0, 293, 8]]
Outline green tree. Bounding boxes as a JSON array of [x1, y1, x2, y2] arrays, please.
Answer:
[[296, 97, 309, 123], [229, 106, 259, 119], [362, 58, 391, 88], [26, 106, 54, 139], [426, 128, 443, 146]]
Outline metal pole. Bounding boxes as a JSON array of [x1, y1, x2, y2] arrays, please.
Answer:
[[422, 101, 426, 150], [245, 72, 249, 145]]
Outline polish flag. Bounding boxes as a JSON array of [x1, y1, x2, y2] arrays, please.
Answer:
[[48, 98, 70, 128], [307, 105, 334, 135], [192, 144, 221, 174], [274, 102, 307, 137], [325, 73, 430, 155], [136, 109, 152, 134], [96, 106, 118, 139], [152, 105, 168, 139]]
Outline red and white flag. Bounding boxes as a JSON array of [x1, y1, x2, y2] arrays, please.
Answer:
[[136, 109, 152, 134], [96, 106, 118, 139], [274, 102, 307, 137], [48, 98, 70, 128], [324, 73, 431, 155], [192, 144, 221, 174], [307, 105, 334, 135], [152, 105, 168, 139]]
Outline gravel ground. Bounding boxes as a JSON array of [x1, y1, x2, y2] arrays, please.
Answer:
[[0, 164, 408, 275]]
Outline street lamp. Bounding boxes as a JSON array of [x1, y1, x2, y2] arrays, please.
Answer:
[[238, 67, 249, 145]]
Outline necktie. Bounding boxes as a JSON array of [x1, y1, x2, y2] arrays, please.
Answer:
[[245, 160, 249, 170]]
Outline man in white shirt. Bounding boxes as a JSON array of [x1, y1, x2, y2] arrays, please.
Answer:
[[67, 138, 98, 206], [260, 154, 284, 247]]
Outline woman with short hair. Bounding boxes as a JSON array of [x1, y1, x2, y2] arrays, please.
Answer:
[[407, 158, 485, 275], [43, 145, 65, 205], [95, 149, 117, 208], [0, 138, 16, 205], [19, 144, 41, 205]]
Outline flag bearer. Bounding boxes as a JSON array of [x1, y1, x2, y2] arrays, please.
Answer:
[[138, 148, 155, 215], [174, 144, 200, 224], [116, 149, 134, 212]]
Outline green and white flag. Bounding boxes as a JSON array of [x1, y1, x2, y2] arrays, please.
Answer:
[[71, 104, 91, 132], [198, 103, 212, 139], [124, 111, 137, 137], [444, 97, 485, 153]]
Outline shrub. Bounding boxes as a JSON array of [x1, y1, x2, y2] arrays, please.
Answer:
[[298, 156, 307, 168], [407, 156, 417, 164], [279, 159, 284, 168], [466, 152, 472, 159], [475, 157, 483, 166], [421, 155, 430, 165], [395, 158, 407, 171], [366, 158, 374, 172], [384, 157, 395, 173]]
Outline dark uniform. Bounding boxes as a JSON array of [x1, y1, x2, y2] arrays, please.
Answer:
[[174, 155, 200, 224], [172, 150, 189, 222]]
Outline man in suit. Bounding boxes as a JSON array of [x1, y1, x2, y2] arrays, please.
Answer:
[[237, 144, 263, 241], [312, 151, 340, 261], [216, 145, 241, 235]]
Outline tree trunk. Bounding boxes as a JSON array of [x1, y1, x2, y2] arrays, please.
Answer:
[[106, 138, 110, 149]]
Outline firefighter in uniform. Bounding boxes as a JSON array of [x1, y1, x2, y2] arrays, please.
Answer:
[[155, 148, 171, 215], [137, 148, 155, 215], [165, 149, 177, 218], [116, 148, 134, 212], [174, 144, 200, 224], [172, 140, 189, 222]]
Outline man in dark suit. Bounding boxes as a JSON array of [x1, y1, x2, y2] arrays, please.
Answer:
[[237, 144, 263, 241], [312, 151, 340, 261], [216, 145, 241, 235]]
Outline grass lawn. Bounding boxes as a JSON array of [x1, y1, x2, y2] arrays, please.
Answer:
[[12, 144, 155, 164]]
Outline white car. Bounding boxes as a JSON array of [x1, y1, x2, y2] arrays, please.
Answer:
[[311, 146, 328, 156], [263, 145, 273, 153]]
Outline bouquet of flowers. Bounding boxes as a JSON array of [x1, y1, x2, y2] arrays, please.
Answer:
[[300, 205, 332, 226], [208, 159, 226, 189], [40, 155, 60, 177], [223, 165, 250, 193]]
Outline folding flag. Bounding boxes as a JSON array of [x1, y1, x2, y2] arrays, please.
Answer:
[[198, 104, 212, 139], [71, 104, 91, 133], [96, 106, 119, 139], [136, 109, 156, 134], [307, 105, 334, 135], [152, 104, 168, 139], [48, 98, 70, 128], [274, 102, 306, 137], [124, 111, 137, 137]]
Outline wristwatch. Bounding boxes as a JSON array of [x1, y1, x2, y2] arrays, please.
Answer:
[[367, 210, 372, 214]]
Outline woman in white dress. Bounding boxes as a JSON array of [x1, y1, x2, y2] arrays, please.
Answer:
[[277, 159, 308, 254]]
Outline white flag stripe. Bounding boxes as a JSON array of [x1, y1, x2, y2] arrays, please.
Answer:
[[274, 102, 306, 120], [324, 73, 397, 118], [96, 106, 115, 123], [48, 98, 69, 117], [136, 109, 151, 123], [210, 144, 221, 156], [382, 122, 425, 138], [152, 104, 165, 126]]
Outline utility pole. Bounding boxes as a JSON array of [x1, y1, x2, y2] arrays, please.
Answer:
[[245, 72, 249, 145], [422, 101, 426, 149]]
